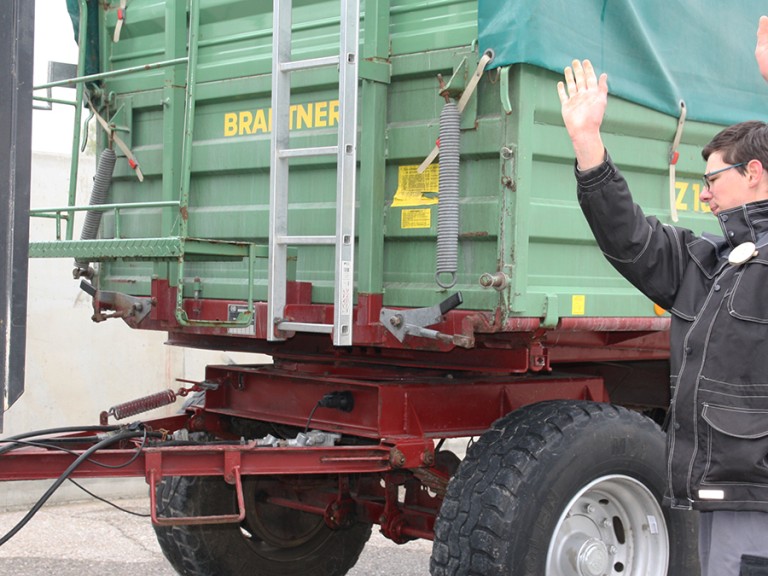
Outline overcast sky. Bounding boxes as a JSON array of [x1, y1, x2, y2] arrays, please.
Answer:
[[32, 1, 81, 154]]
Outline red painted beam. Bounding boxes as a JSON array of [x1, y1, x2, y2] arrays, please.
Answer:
[[0, 443, 395, 482]]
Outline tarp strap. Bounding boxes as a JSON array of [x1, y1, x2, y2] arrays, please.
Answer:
[[668, 100, 686, 223], [86, 93, 144, 182], [417, 50, 495, 174], [113, 0, 127, 43]]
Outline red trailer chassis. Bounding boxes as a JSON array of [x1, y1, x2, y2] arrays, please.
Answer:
[[0, 310, 670, 544]]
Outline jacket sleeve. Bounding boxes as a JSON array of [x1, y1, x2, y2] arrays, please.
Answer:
[[576, 153, 696, 310]]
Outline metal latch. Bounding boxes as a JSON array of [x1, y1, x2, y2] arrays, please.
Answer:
[[380, 292, 471, 347], [80, 280, 154, 326]]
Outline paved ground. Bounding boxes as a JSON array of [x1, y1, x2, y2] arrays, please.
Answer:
[[0, 497, 432, 576]]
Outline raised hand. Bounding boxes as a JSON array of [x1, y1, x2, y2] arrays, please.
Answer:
[[557, 59, 608, 170], [757, 16, 768, 83]]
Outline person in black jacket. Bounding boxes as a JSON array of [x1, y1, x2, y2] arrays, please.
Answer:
[[557, 16, 768, 576]]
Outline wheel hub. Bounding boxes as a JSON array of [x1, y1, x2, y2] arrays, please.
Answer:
[[546, 475, 670, 576], [577, 538, 610, 576]]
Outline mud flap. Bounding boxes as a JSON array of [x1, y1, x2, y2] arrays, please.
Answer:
[[0, 0, 34, 431]]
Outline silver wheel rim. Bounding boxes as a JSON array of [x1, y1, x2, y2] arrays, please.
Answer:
[[545, 474, 669, 576]]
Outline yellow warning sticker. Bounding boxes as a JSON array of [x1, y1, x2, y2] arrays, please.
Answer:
[[571, 295, 586, 316], [392, 164, 440, 207], [401, 208, 432, 229]]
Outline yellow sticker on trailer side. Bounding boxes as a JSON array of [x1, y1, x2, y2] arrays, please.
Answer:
[[401, 208, 432, 229], [392, 164, 439, 207], [571, 294, 586, 315]]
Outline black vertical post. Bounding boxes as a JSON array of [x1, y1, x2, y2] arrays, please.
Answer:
[[0, 0, 34, 431]]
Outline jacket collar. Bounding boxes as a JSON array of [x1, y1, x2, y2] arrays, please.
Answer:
[[686, 200, 768, 278], [718, 199, 768, 248]]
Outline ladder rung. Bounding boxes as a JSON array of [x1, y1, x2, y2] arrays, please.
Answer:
[[276, 235, 336, 246], [279, 145, 339, 159], [280, 55, 340, 73], [278, 321, 333, 334]]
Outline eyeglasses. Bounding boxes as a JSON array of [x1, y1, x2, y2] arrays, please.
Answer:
[[702, 162, 746, 189]]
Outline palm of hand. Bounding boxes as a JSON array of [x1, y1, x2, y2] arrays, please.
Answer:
[[557, 60, 608, 140], [560, 85, 608, 139]]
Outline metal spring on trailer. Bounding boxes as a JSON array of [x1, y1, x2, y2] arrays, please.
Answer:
[[75, 148, 117, 271], [436, 100, 460, 289], [107, 389, 178, 421]]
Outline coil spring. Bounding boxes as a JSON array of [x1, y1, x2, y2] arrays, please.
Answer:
[[436, 101, 460, 289], [76, 148, 117, 269], [108, 389, 177, 420]]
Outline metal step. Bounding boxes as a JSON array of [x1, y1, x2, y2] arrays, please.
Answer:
[[28, 237, 264, 261]]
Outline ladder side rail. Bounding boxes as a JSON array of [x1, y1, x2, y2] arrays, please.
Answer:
[[333, 0, 361, 346], [267, 0, 294, 341]]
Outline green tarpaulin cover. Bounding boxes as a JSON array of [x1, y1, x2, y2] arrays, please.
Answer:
[[66, 0, 100, 77], [479, 0, 768, 126]]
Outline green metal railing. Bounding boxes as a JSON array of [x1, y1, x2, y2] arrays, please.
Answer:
[[29, 201, 181, 242], [30, 0, 258, 328]]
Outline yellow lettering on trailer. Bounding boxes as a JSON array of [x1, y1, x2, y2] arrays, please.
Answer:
[[295, 103, 313, 129], [693, 182, 710, 212], [674, 180, 711, 213], [223, 100, 338, 137], [315, 101, 328, 127], [239, 111, 253, 136], [224, 112, 238, 137], [675, 181, 689, 212], [253, 108, 270, 133], [329, 100, 339, 126]]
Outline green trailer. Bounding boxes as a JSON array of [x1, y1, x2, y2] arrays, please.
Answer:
[[3, 0, 767, 574]]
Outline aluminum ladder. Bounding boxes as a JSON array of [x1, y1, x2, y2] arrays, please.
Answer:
[[267, 0, 360, 346]]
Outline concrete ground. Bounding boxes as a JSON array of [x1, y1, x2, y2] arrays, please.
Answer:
[[0, 496, 432, 576]]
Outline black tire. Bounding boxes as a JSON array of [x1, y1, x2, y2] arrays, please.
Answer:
[[430, 400, 699, 576], [154, 476, 372, 576]]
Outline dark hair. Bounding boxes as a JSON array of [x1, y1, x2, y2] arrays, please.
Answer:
[[702, 121, 768, 175]]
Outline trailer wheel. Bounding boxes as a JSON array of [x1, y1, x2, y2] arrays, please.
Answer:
[[430, 400, 699, 576], [154, 476, 372, 576]]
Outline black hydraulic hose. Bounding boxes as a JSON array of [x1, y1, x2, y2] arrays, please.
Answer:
[[0, 437, 102, 449], [0, 431, 162, 468], [0, 429, 143, 547], [75, 147, 117, 270], [0, 425, 121, 440], [0, 425, 120, 456]]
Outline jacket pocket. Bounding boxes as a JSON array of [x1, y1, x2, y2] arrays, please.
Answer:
[[728, 262, 768, 323], [701, 403, 768, 485]]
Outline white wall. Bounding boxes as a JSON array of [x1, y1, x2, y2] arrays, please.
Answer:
[[0, 0, 270, 510], [1, 152, 269, 510]]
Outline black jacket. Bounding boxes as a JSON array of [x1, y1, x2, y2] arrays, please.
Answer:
[[577, 154, 768, 512]]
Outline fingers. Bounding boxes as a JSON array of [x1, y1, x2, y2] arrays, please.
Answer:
[[598, 73, 608, 94], [572, 59, 587, 91], [757, 15, 768, 50], [583, 60, 598, 89], [565, 64, 577, 97], [759, 15, 768, 39], [756, 16, 768, 81], [559, 59, 602, 101]]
